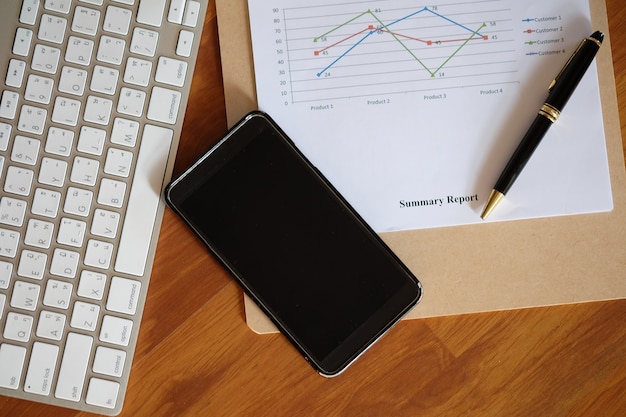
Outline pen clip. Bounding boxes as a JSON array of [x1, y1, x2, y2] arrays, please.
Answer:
[[548, 37, 587, 92]]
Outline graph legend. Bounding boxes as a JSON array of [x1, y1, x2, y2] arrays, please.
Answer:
[[522, 14, 567, 57]]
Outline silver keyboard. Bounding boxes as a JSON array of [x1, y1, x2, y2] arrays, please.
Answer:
[[0, 0, 208, 414]]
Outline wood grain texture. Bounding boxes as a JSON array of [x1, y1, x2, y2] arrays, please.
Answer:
[[2, 1, 626, 416]]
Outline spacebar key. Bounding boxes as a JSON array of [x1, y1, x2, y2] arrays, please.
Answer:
[[115, 125, 173, 277]]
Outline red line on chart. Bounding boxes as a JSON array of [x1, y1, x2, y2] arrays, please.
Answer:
[[314, 27, 488, 55], [380, 29, 489, 45]]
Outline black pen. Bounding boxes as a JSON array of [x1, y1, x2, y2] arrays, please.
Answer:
[[480, 30, 604, 220]]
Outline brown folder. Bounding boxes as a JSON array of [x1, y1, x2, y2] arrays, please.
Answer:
[[215, 0, 626, 333]]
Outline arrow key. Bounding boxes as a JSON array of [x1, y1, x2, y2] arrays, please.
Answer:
[[176, 30, 194, 57]]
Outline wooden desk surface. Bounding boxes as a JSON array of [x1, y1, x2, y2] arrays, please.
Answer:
[[3, 1, 626, 416]]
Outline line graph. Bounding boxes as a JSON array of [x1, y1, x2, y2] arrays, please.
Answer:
[[313, 7, 489, 78], [248, 0, 604, 231], [274, 0, 518, 103]]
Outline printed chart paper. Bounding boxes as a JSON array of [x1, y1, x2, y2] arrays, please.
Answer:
[[247, 0, 612, 232]]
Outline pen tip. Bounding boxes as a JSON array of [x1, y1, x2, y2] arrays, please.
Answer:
[[480, 190, 505, 220]]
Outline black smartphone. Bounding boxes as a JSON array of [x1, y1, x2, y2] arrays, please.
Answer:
[[165, 111, 422, 376]]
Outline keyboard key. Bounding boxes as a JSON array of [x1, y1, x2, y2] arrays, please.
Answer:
[[24, 74, 54, 104], [117, 87, 145, 117], [0, 122, 11, 150], [104, 147, 133, 177], [0, 261, 12, 289], [59, 66, 88, 96], [24, 224, 53, 253], [12, 28, 33, 57], [17, 250, 48, 279], [100, 315, 133, 346], [43, 279, 73, 310], [2, 314, 33, 343], [3, 313, 34, 346], [6, 59, 27, 88], [0, 228, 20, 258], [155, 56, 188, 87], [86, 378, 120, 409], [115, 124, 172, 275], [77, 126, 106, 155], [96, 35, 125, 65], [45, 126, 75, 156], [55, 332, 93, 402], [104, 5, 132, 35], [84, 95, 113, 125], [4, 166, 35, 197], [168, 0, 185, 24], [24, 342, 59, 396], [93, 346, 126, 377], [110, 117, 139, 147], [49, 248, 80, 278], [44, 0, 72, 14], [106, 276, 140, 315], [25, 214, 55, 249], [183, 1, 201, 27], [11, 135, 41, 165], [20, 0, 40, 25], [31, 44, 62, 74], [123, 57, 152, 87], [31, 188, 62, 218], [97, 178, 126, 208], [77, 270, 107, 300], [90, 65, 119, 95], [70, 156, 100, 186], [0, 344, 27, 389], [70, 301, 100, 331], [72, 6, 101, 36], [52, 96, 81, 126], [18, 105, 47, 135], [0, 91, 20, 120], [38, 14, 68, 44], [10, 281, 41, 312], [137, 0, 166, 27], [177, 30, 195, 58], [91, 209, 120, 238], [0, 197, 27, 227], [146, 86, 182, 125], [65, 36, 94, 66], [84, 239, 114, 269], [57, 217, 87, 247], [36, 310, 67, 341], [4, 311, 35, 340], [64, 186, 93, 216], [39, 157, 68, 187], [130, 27, 158, 57]]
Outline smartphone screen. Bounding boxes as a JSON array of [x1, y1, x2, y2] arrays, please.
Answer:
[[165, 111, 422, 375]]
